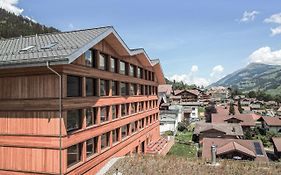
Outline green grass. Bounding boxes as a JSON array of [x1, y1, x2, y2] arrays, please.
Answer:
[[167, 132, 197, 158]]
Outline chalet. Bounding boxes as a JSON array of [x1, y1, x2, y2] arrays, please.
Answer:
[[202, 138, 268, 162], [257, 116, 281, 133], [181, 102, 201, 123], [272, 137, 281, 158], [193, 122, 243, 143], [158, 84, 172, 110], [159, 109, 180, 135], [172, 89, 199, 103], [0, 26, 165, 174]]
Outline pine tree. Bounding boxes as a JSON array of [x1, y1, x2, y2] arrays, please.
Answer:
[[229, 102, 235, 115], [238, 99, 243, 114]]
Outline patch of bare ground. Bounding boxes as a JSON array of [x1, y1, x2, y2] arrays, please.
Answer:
[[105, 155, 281, 175]]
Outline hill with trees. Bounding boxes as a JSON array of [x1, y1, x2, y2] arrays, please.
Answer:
[[0, 8, 59, 39]]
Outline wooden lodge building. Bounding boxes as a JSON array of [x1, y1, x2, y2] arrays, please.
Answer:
[[0, 26, 165, 174]]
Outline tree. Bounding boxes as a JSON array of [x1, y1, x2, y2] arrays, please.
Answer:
[[238, 99, 243, 114], [229, 102, 235, 115], [248, 91, 256, 98]]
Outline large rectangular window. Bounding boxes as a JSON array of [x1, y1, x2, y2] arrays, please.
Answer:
[[67, 144, 81, 167], [67, 110, 82, 132], [112, 105, 118, 120], [86, 108, 97, 127], [129, 64, 135, 77], [131, 102, 137, 114], [86, 78, 96, 96], [121, 104, 129, 117], [121, 124, 129, 139], [101, 132, 110, 150], [120, 82, 128, 96], [86, 137, 98, 157], [137, 67, 142, 78], [99, 53, 107, 70], [85, 50, 93, 67], [130, 84, 137, 96], [139, 101, 144, 112], [112, 81, 118, 96], [110, 57, 117, 73], [67, 76, 81, 97], [112, 128, 119, 144], [131, 121, 137, 134], [100, 79, 109, 96], [100, 106, 109, 123], [120, 61, 126, 75]]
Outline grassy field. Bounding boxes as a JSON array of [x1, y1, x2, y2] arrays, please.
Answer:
[[106, 156, 281, 175], [167, 131, 197, 158]]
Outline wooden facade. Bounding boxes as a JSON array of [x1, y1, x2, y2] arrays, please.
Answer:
[[0, 35, 164, 174]]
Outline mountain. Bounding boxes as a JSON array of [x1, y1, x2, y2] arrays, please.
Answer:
[[210, 63, 281, 95], [0, 8, 59, 39]]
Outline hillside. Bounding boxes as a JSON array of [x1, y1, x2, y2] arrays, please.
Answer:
[[210, 63, 281, 95], [0, 8, 59, 39]]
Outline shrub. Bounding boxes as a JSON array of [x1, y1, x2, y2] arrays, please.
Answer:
[[165, 130, 174, 136], [177, 122, 186, 132]]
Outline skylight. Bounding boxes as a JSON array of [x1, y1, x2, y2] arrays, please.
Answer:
[[19, 45, 35, 52], [253, 142, 263, 156], [41, 42, 58, 49]]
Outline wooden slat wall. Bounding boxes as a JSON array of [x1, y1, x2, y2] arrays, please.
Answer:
[[0, 74, 59, 99], [0, 146, 60, 174], [0, 111, 60, 136]]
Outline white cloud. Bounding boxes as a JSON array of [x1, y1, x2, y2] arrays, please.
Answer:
[[264, 13, 281, 24], [169, 65, 225, 87], [249, 46, 281, 65], [0, 0, 23, 15], [210, 65, 224, 77], [68, 23, 74, 30], [264, 13, 281, 36], [191, 65, 198, 73], [240, 11, 259, 22]]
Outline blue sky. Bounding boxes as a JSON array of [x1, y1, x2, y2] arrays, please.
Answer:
[[1, 0, 281, 86]]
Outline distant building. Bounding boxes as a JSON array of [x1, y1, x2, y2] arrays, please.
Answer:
[[158, 84, 173, 107], [171, 89, 199, 103], [272, 137, 281, 158], [202, 138, 269, 162], [181, 102, 201, 123], [193, 122, 243, 143], [257, 116, 281, 133], [207, 86, 230, 102], [159, 109, 180, 135]]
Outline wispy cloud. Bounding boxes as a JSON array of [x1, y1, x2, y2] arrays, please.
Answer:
[[264, 13, 281, 36], [249, 46, 281, 65], [240, 11, 259, 22]]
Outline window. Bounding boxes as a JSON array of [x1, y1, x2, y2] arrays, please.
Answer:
[[100, 106, 109, 123], [67, 76, 81, 97], [120, 61, 126, 75], [110, 57, 117, 72], [140, 85, 144, 95], [131, 102, 137, 114], [253, 142, 264, 156], [121, 104, 128, 117], [122, 124, 129, 139], [86, 108, 97, 127], [86, 137, 98, 157], [67, 110, 82, 132], [100, 79, 109, 96], [146, 117, 149, 126], [112, 105, 118, 120], [112, 81, 118, 96], [137, 67, 142, 78], [130, 84, 137, 96], [131, 121, 137, 133], [67, 144, 81, 167], [152, 72, 155, 81], [139, 118, 145, 130], [138, 102, 144, 112], [129, 65, 135, 77], [101, 132, 110, 150], [85, 50, 93, 67], [99, 53, 107, 70], [86, 78, 96, 96], [112, 128, 119, 144], [120, 82, 128, 96]]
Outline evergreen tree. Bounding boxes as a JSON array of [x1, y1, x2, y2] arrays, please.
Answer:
[[238, 99, 243, 114], [229, 102, 235, 115]]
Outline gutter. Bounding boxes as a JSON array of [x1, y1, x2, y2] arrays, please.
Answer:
[[46, 61, 62, 175]]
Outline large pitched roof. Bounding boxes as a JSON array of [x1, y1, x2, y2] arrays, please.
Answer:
[[158, 84, 172, 94], [202, 138, 268, 162], [272, 137, 281, 152], [0, 26, 163, 78], [259, 116, 281, 126], [193, 122, 243, 136]]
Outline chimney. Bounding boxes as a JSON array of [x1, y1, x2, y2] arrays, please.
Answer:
[[211, 145, 217, 165]]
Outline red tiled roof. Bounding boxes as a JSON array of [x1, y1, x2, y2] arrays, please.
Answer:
[[272, 137, 281, 152], [158, 85, 173, 95], [202, 138, 268, 162], [260, 116, 281, 126]]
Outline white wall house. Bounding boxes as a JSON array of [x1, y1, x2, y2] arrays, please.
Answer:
[[160, 108, 180, 135]]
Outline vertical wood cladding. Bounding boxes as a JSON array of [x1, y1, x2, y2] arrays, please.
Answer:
[[0, 74, 59, 99]]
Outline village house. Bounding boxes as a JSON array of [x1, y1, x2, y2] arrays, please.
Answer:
[[0, 27, 165, 175], [171, 89, 199, 103], [158, 84, 173, 110], [181, 102, 201, 123], [159, 109, 180, 135], [193, 122, 243, 143], [202, 138, 268, 162], [272, 137, 281, 158], [257, 116, 281, 133]]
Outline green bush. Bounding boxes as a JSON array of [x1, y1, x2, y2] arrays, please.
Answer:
[[177, 122, 186, 132], [165, 130, 174, 136]]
